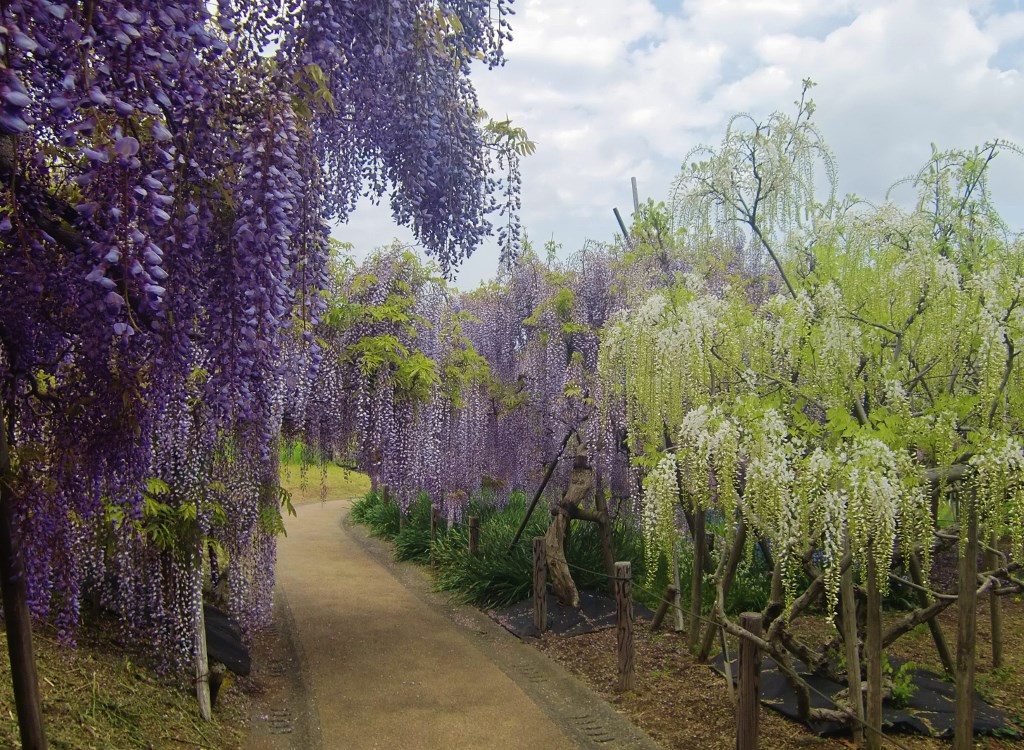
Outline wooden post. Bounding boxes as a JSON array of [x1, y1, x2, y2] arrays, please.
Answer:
[[195, 597, 212, 721], [651, 585, 679, 631], [840, 534, 864, 748], [688, 509, 707, 650], [672, 542, 684, 632], [533, 537, 547, 634], [0, 399, 48, 750], [468, 516, 480, 557], [985, 531, 1003, 670], [614, 561, 635, 692], [429, 507, 439, 566], [736, 612, 763, 750], [955, 498, 978, 750], [865, 548, 883, 750]]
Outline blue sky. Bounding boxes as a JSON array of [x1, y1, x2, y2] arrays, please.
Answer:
[[337, 0, 1024, 288]]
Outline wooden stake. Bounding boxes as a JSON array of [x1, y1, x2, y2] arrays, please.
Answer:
[[986, 531, 1003, 670], [840, 534, 864, 748], [0, 399, 48, 750], [533, 537, 547, 634], [614, 561, 635, 692], [865, 547, 883, 750], [688, 509, 706, 650], [195, 597, 212, 721], [736, 612, 763, 750], [468, 516, 480, 557], [955, 499, 978, 750], [909, 551, 955, 676], [509, 431, 573, 551], [672, 542, 685, 632]]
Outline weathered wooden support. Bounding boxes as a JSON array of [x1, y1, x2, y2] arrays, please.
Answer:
[[671, 543, 685, 632], [840, 535, 864, 748], [509, 431, 573, 551], [614, 561, 635, 692], [955, 500, 978, 750], [195, 595, 212, 721], [737, 612, 763, 750], [650, 585, 679, 631], [688, 508, 707, 651], [986, 532, 1003, 669], [865, 548, 883, 750], [533, 537, 547, 634], [0, 399, 48, 750], [468, 516, 480, 557], [909, 551, 955, 676]]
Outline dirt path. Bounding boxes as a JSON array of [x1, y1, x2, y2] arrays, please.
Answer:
[[245, 498, 661, 750]]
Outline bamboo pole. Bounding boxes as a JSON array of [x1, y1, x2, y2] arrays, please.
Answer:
[[509, 432, 573, 551]]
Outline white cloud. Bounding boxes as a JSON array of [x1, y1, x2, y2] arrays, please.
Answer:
[[337, 0, 1024, 289]]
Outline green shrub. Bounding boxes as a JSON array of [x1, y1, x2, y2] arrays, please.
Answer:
[[350, 490, 401, 540], [394, 495, 435, 563]]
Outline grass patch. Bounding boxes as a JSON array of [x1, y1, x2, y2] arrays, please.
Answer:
[[279, 449, 371, 506], [0, 619, 246, 750]]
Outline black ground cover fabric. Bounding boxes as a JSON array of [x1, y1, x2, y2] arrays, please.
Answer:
[[712, 655, 1021, 738], [204, 604, 251, 676], [493, 591, 655, 639]]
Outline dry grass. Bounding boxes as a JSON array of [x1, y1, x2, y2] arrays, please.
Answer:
[[0, 619, 248, 750]]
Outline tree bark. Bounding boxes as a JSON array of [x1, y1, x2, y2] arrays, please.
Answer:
[[985, 532, 1003, 670], [840, 534, 864, 748], [544, 451, 596, 608], [865, 548, 883, 750], [688, 507, 706, 651], [0, 399, 48, 749], [594, 478, 616, 595], [544, 510, 578, 607], [954, 498, 978, 750]]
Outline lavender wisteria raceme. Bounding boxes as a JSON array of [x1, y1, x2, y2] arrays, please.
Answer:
[[1, 0, 515, 668]]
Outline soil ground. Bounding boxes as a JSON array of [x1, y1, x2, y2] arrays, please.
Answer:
[[537, 596, 1024, 750]]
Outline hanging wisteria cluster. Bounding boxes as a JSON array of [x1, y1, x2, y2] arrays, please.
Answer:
[[599, 123, 1024, 614], [284, 241, 637, 527], [1, 0, 516, 671]]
